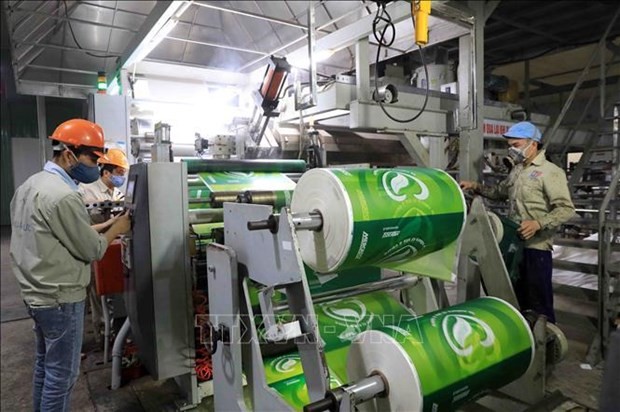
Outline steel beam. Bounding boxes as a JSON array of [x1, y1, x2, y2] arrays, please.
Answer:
[[11, 7, 139, 33], [13, 1, 81, 63], [483, 0, 501, 22], [193, 1, 308, 31], [16, 41, 121, 56], [11, 0, 49, 34], [285, 1, 414, 65], [458, 1, 484, 182], [79, 1, 150, 17], [237, 3, 370, 72], [25, 64, 99, 75], [17, 79, 94, 99], [165, 36, 268, 56], [489, 13, 567, 44]]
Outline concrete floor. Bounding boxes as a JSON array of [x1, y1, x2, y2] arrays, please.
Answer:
[[0, 226, 606, 411]]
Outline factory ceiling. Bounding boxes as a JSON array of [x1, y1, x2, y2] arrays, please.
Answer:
[[1, 0, 619, 98]]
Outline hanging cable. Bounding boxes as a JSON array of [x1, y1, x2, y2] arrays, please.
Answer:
[[62, 0, 118, 59], [372, 1, 430, 123]]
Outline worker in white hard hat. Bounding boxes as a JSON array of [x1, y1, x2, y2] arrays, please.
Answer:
[[78, 148, 129, 346], [10, 119, 131, 411], [460, 121, 576, 323]]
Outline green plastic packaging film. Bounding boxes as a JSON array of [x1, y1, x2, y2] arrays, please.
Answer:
[[348, 296, 534, 412], [259, 291, 411, 407], [258, 291, 411, 353], [188, 186, 211, 200], [263, 352, 344, 410], [191, 223, 223, 237], [291, 168, 466, 280], [305, 266, 381, 296], [198, 171, 296, 194], [185, 159, 306, 174], [314, 291, 412, 351]]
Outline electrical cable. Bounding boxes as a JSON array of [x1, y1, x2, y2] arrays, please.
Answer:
[[63, 0, 118, 59], [373, 1, 430, 123]]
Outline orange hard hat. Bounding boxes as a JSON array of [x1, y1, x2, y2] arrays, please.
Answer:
[[50, 119, 105, 156], [98, 148, 129, 170]]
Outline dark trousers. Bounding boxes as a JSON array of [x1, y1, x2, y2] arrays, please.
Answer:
[[514, 248, 555, 323]]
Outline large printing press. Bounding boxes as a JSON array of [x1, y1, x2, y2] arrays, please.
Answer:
[[118, 156, 568, 411], [115, 2, 574, 410]]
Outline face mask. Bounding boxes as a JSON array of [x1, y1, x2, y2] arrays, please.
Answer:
[[67, 150, 100, 184], [109, 175, 126, 188], [506, 140, 533, 165]]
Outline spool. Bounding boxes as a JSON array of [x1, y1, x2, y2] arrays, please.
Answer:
[[347, 297, 534, 412], [210, 191, 240, 208], [240, 190, 293, 209], [291, 168, 466, 279]]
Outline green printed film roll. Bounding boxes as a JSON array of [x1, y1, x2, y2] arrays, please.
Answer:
[[256, 292, 411, 398], [263, 352, 344, 411], [348, 297, 534, 412], [291, 168, 466, 279], [315, 291, 412, 352]]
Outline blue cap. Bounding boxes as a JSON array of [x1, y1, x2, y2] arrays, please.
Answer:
[[502, 121, 542, 142]]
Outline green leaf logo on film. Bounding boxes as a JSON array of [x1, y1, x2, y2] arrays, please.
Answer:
[[321, 299, 370, 342], [378, 170, 430, 202], [273, 354, 300, 374], [441, 314, 501, 368]]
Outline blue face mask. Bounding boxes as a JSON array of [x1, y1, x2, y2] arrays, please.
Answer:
[[68, 151, 100, 184], [109, 175, 126, 188]]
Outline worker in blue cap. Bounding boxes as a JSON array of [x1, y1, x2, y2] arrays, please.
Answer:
[[460, 121, 575, 323]]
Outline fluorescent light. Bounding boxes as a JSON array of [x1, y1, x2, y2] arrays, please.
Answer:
[[131, 18, 179, 64], [124, 1, 192, 67]]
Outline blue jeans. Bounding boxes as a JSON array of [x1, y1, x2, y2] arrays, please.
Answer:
[[27, 301, 85, 412]]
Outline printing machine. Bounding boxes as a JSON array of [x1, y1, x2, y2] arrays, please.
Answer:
[[119, 158, 568, 410]]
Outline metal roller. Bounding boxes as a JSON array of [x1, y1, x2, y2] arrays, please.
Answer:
[[247, 211, 322, 233], [210, 191, 241, 208], [183, 159, 306, 174]]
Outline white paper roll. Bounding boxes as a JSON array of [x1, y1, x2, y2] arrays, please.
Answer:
[[290, 169, 354, 272], [347, 330, 423, 412]]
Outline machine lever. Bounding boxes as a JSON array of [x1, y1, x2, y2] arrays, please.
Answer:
[[206, 323, 230, 355]]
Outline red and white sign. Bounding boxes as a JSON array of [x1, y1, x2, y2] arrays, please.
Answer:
[[483, 119, 513, 138]]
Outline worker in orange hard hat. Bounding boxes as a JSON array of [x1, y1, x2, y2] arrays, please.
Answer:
[[78, 147, 130, 343], [79, 148, 129, 214], [10, 118, 131, 411]]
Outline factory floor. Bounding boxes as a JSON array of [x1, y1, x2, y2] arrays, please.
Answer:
[[0, 226, 606, 411]]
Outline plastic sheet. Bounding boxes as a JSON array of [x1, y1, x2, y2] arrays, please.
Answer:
[[348, 297, 534, 412]]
